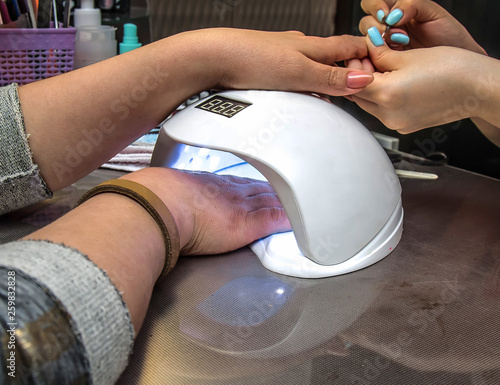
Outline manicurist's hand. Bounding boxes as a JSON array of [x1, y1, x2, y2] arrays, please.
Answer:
[[348, 32, 500, 141], [359, 0, 486, 54]]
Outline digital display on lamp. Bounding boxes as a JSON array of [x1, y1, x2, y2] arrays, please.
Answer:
[[195, 96, 251, 118]]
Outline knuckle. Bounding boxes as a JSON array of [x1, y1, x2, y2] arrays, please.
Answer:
[[330, 35, 368, 58], [375, 90, 394, 107], [374, 84, 403, 108], [359, 15, 379, 34], [269, 207, 287, 224], [384, 115, 411, 132], [375, 49, 393, 66], [403, 0, 419, 9], [326, 68, 345, 88], [286, 30, 305, 37], [360, 0, 370, 13]]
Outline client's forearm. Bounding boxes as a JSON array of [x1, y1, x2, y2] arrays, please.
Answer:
[[18, 32, 218, 192], [17, 29, 373, 192], [23, 192, 166, 333]]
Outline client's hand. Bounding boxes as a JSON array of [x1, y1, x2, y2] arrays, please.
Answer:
[[359, 0, 486, 54], [24, 167, 291, 332], [176, 28, 375, 96], [123, 167, 291, 256], [20, 27, 375, 194]]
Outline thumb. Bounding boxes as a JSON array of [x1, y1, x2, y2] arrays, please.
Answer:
[[366, 26, 403, 72], [338, 67, 375, 96], [308, 64, 374, 96]]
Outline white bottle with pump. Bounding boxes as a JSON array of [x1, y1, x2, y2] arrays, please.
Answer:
[[74, 0, 101, 28], [74, 0, 117, 69]]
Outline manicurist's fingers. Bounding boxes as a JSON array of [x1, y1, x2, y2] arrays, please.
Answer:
[[361, 0, 393, 24], [365, 27, 407, 72]]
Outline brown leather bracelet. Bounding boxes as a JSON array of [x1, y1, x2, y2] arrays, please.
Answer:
[[75, 179, 180, 282]]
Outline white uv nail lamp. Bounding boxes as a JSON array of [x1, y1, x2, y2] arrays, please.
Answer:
[[151, 90, 403, 278]]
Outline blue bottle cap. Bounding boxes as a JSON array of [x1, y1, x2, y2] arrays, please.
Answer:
[[119, 23, 142, 54]]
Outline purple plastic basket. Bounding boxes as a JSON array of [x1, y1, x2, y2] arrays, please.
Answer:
[[0, 27, 76, 86]]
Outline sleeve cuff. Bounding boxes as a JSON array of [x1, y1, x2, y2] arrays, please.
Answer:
[[0, 84, 52, 215], [0, 239, 134, 384]]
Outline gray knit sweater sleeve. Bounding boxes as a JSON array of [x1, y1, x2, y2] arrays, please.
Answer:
[[0, 84, 135, 383], [0, 241, 135, 384], [0, 83, 52, 215]]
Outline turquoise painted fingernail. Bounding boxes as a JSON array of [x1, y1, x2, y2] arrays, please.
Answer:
[[385, 8, 403, 25], [368, 27, 384, 47], [390, 33, 410, 45], [377, 9, 385, 23]]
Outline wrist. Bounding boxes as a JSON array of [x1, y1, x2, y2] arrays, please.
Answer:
[[76, 178, 181, 280], [157, 29, 227, 94], [120, 168, 193, 254], [474, 55, 500, 126], [23, 192, 165, 332], [437, 48, 491, 123]]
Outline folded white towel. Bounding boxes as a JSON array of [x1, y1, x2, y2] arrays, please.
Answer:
[[101, 143, 154, 172]]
